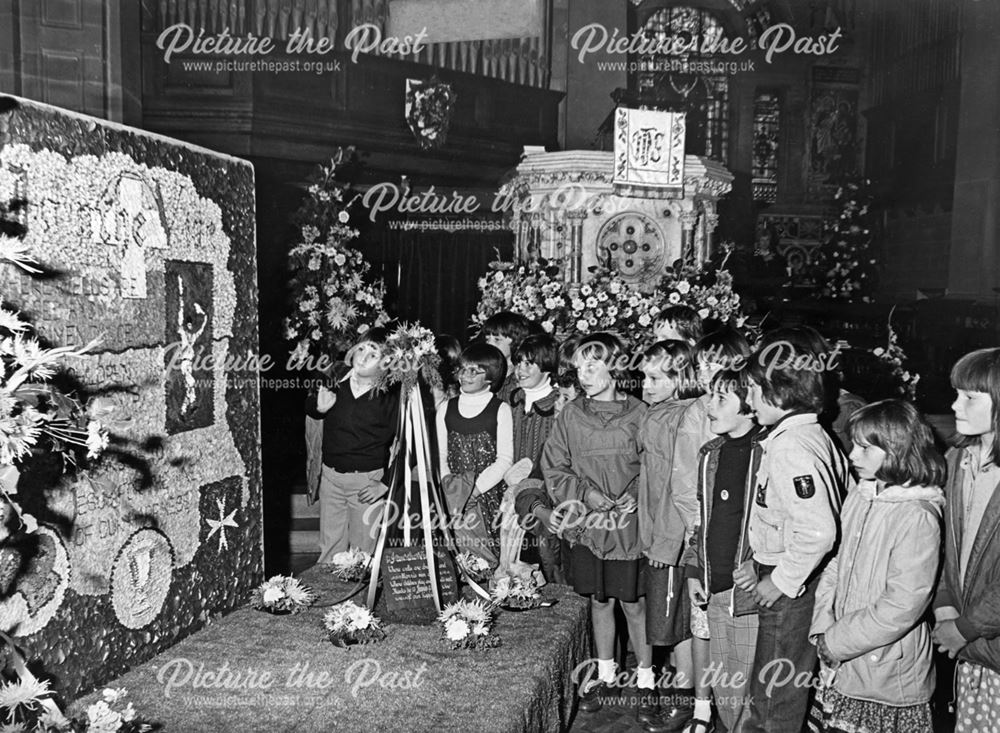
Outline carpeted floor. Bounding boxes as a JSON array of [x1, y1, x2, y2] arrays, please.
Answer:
[[70, 567, 592, 733]]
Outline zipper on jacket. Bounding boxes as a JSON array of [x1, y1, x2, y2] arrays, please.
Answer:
[[701, 452, 711, 603], [731, 436, 762, 617], [838, 500, 873, 614]]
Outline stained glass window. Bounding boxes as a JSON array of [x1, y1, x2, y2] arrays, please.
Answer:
[[752, 90, 780, 203], [635, 7, 730, 163]]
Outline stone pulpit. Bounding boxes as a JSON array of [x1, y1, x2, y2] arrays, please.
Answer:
[[501, 151, 733, 291]]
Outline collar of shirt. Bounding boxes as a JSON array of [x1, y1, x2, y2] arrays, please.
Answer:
[[761, 411, 817, 444], [342, 369, 374, 399], [522, 377, 554, 413]]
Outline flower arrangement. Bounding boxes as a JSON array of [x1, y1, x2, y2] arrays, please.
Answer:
[[322, 601, 386, 647], [327, 548, 372, 582], [872, 307, 919, 400], [405, 78, 456, 150], [250, 575, 316, 615], [285, 152, 390, 367], [471, 252, 744, 348], [0, 681, 156, 732], [490, 574, 542, 610], [372, 322, 442, 395], [454, 551, 491, 583], [814, 179, 878, 302], [438, 599, 501, 651], [654, 246, 745, 328]]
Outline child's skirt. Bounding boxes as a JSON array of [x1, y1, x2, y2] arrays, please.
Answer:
[[955, 661, 1000, 733], [569, 544, 644, 602], [810, 687, 932, 733]]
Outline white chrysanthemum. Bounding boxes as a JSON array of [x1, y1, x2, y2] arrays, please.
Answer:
[[542, 320, 554, 333], [86, 699, 123, 733], [262, 587, 284, 604], [283, 577, 315, 606], [676, 280, 691, 294], [668, 291, 682, 304], [576, 319, 589, 332], [338, 210, 350, 224], [0, 675, 52, 721], [698, 308, 710, 319], [445, 617, 470, 641], [638, 314, 651, 327]]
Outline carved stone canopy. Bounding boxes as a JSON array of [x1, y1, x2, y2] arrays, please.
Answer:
[[502, 150, 733, 290]]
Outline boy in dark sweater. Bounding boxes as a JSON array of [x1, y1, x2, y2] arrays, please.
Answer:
[[305, 328, 399, 562], [676, 369, 763, 733]]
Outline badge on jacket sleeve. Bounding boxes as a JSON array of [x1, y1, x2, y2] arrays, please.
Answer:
[[793, 475, 816, 499]]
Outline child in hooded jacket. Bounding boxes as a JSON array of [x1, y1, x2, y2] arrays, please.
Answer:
[[811, 400, 944, 733]]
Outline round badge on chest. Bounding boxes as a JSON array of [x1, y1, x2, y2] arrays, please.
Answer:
[[720, 489, 730, 501]]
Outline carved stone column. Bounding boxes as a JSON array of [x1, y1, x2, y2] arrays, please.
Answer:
[[679, 209, 700, 265], [566, 209, 587, 285]]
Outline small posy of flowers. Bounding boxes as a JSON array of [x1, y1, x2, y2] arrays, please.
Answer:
[[250, 575, 316, 615], [872, 307, 920, 400], [454, 551, 491, 583], [438, 600, 501, 651], [490, 574, 542, 610], [0, 681, 157, 732], [323, 601, 386, 647], [285, 152, 390, 366], [327, 548, 372, 582], [372, 322, 442, 395]]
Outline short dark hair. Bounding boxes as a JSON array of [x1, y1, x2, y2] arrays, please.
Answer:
[[435, 334, 462, 393], [481, 311, 532, 350], [576, 332, 628, 380], [950, 347, 1000, 462], [557, 333, 585, 390], [513, 333, 558, 375], [654, 305, 704, 343], [710, 368, 753, 415], [460, 343, 508, 393], [748, 329, 826, 413], [847, 399, 946, 487], [642, 340, 701, 399], [694, 327, 751, 371]]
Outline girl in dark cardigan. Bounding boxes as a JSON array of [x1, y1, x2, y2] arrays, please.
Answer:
[[933, 348, 1000, 732]]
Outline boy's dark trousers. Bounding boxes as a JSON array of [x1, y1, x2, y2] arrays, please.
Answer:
[[743, 568, 819, 733]]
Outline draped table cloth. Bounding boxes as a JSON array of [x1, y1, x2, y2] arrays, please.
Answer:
[[70, 566, 592, 733]]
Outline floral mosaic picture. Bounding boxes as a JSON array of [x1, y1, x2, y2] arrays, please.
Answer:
[[0, 96, 261, 700]]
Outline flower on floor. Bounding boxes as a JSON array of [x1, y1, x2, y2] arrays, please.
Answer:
[[437, 600, 501, 651], [250, 575, 316, 615], [327, 548, 373, 582], [323, 601, 386, 647], [454, 551, 491, 583], [490, 563, 545, 610]]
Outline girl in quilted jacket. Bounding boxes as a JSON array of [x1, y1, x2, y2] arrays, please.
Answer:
[[933, 348, 1000, 732], [811, 399, 945, 733]]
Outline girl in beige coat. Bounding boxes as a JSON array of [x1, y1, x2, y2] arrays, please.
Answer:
[[810, 400, 945, 732]]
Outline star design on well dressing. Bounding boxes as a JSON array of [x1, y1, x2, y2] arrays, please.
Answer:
[[205, 498, 238, 552]]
